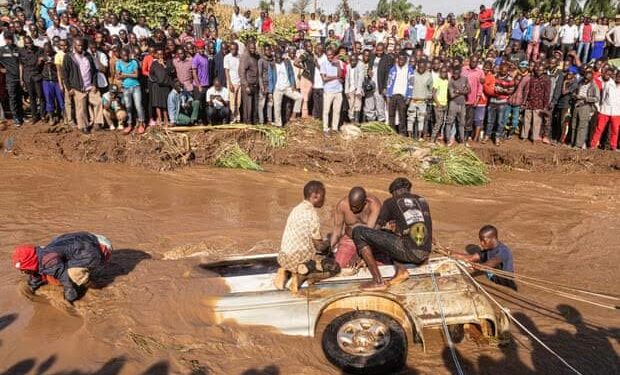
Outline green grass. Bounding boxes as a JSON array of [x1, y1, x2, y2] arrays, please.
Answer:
[[422, 146, 489, 186], [215, 143, 263, 171]]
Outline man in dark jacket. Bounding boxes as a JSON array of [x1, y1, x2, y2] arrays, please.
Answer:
[[0, 32, 25, 126], [62, 38, 103, 133], [18, 36, 45, 122], [12, 232, 113, 303], [239, 41, 259, 124], [367, 44, 394, 122]]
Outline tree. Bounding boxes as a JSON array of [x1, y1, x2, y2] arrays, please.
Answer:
[[278, 0, 284, 14], [492, 0, 618, 19], [374, 0, 414, 21], [291, 0, 311, 14], [259, 0, 272, 11]]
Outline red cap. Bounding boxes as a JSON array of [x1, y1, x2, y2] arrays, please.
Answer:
[[12, 245, 38, 272], [194, 39, 205, 48]]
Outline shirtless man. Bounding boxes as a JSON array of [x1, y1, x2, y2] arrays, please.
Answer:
[[330, 186, 382, 269]]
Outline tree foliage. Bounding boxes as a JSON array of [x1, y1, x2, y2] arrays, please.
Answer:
[[492, 0, 618, 18], [372, 0, 422, 21], [291, 0, 311, 14], [99, 0, 191, 29], [259, 0, 272, 12]]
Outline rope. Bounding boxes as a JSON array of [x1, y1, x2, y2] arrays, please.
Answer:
[[433, 249, 620, 301], [430, 263, 466, 375], [455, 262, 585, 375]]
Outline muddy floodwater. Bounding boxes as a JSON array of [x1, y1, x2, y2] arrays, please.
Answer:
[[0, 159, 618, 374]]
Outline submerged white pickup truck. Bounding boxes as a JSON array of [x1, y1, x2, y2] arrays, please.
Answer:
[[201, 254, 510, 374]]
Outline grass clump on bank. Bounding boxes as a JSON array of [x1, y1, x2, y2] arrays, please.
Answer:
[[215, 142, 263, 171], [422, 146, 489, 186], [360, 121, 396, 135]]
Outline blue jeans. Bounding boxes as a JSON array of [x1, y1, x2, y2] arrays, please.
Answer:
[[503, 105, 521, 131], [122, 86, 145, 124], [577, 42, 591, 63], [486, 102, 508, 139], [42, 80, 64, 114]]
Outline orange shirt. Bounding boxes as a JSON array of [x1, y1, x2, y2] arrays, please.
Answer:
[[480, 9, 494, 29]]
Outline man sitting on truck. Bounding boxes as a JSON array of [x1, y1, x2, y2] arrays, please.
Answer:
[[276, 180, 339, 291], [330, 186, 382, 269], [352, 177, 433, 290], [451, 225, 517, 290]]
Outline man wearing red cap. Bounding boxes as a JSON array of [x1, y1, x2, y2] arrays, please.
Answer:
[[192, 39, 210, 123], [12, 232, 112, 303]]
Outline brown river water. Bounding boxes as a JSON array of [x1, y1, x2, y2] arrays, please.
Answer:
[[0, 159, 618, 374]]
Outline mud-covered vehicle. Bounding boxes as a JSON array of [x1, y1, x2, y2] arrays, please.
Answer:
[[201, 255, 510, 374]]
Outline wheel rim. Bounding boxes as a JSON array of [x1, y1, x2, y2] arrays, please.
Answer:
[[336, 317, 391, 357]]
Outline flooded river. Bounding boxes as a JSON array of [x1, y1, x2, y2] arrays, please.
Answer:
[[0, 159, 618, 374]]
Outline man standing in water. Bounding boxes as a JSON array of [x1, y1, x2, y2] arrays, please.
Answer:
[[330, 186, 382, 269], [451, 225, 517, 290], [276, 181, 338, 291], [352, 177, 432, 290]]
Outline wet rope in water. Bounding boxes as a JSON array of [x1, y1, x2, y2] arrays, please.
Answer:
[[432, 247, 619, 309], [430, 263, 466, 375], [454, 261, 585, 375]]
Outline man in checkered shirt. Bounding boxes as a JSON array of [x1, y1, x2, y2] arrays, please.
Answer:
[[276, 180, 337, 290]]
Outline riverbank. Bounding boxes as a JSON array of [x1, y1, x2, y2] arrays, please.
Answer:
[[1, 120, 617, 178]]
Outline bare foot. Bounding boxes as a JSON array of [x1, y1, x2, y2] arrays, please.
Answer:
[[388, 270, 409, 286], [360, 280, 388, 291]]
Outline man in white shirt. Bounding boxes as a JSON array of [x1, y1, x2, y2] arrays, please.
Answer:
[[320, 48, 343, 133], [230, 6, 247, 33], [344, 54, 364, 123], [308, 13, 322, 41], [415, 19, 427, 49], [223, 42, 241, 123], [590, 68, 619, 151], [312, 44, 328, 118], [206, 78, 231, 124], [133, 17, 151, 40], [606, 21, 620, 58], [270, 52, 302, 127], [559, 18, 579, 57], [372, 25, 387, 44], [104, 15, 127, 37]]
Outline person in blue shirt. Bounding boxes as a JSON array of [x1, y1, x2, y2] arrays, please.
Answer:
[[451, 225, 517, 290], [116, 48, 145, 134]]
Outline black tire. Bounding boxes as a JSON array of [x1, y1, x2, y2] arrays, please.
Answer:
[[448, 324, 465, 344], [321, 310, 407, 374]]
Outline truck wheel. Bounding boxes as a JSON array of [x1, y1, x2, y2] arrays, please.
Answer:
[[321, 310, 407, 374], [448, 324, 465, 344]]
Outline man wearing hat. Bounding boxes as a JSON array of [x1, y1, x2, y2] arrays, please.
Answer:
[[12, 232, 113, 303], [352, 177, 433, 290], [192, 39, 210, 123]]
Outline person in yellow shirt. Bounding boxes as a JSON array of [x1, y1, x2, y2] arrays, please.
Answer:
[[431, 66, 450, 142]]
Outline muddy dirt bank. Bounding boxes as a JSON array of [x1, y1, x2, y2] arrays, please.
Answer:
[[0, 159, 618, 374], [1, 121, 618, 176]]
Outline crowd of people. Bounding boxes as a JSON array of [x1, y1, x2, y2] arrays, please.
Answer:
[[0, 2, 618, 150]]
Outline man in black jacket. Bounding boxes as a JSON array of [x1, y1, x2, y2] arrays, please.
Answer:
[[18, 36, 45, 123], [0, 32, 25, 126], [62, 38, 103, 133], [366, 43, 394, 122]]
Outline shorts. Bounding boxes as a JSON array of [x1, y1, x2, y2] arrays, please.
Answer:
[[334, 234, 359, 268], [352, 226, 429, 265]]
